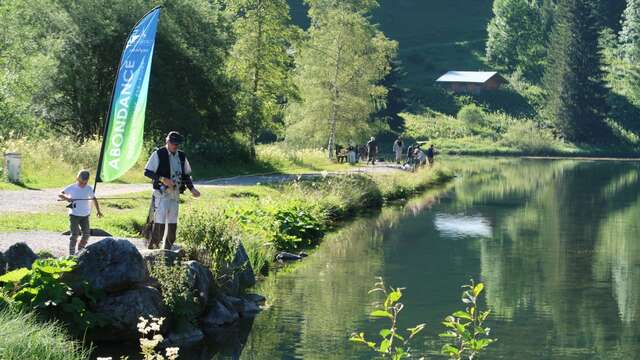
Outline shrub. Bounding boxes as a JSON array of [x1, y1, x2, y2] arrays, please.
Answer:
[[178, 208, 239, 278], [501, 120, 560, 153], [0, 309, 91, 360], [148, 260, 200, 331], [0, 258, 104, 332], [457, 104, 487, 127]]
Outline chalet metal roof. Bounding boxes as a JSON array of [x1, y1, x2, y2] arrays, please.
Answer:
[[435, 71, 501, 84]]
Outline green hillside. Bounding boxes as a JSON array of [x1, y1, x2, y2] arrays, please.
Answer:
[[288, 0, 494, 113]]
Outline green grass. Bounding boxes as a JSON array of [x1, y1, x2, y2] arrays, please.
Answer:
[[0, 309, 90, 360]]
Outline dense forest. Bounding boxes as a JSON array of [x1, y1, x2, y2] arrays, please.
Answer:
[[2, 0, 640, 159]]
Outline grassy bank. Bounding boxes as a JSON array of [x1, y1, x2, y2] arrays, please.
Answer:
[[0, 138, 350, 190], [0, 309, 90, 360]]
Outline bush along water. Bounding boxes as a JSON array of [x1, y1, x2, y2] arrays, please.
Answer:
[[0, 257, 105, 333], [351, 278, 495, 360]]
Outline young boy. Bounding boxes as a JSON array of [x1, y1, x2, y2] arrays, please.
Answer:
[[59, 170, 103, 255]]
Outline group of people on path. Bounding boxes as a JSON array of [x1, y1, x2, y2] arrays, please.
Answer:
[[336, 136, 435, 168], [393, 137, 436, 170], [58, 131, 200, 255]]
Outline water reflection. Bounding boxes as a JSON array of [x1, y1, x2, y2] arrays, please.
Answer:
[[216, 158, 640, 359], [434, 214, 492, 239]]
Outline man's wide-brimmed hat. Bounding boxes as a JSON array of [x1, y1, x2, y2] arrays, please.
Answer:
[[166, 131, 184, 145]]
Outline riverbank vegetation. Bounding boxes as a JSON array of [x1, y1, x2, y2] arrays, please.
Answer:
[[0, 309, 90, 360]]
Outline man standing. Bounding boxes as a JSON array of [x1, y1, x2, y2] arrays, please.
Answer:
[[392, 137, 403, 164], [367, 136, 378, 165], [427, 144, 436, 166], [144, 131, 200, 249]]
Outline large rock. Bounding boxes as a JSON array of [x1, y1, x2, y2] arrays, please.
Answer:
[[162, 324, 204, 348], [72, 238, 147, 293], [0, 251, 6, 275], [201, 300, 239, 329], [5, 242, 37, 271], [185, 260, 215, 314], [93, 286, 167, 341], [221, 243, 256, 295]]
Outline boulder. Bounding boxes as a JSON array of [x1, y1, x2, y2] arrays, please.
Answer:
[[93, 286, 167, 341], [184, 261, 215, 313], [5, 242, 37, 271], [245, 293, 266, 305], [72, 238, 147, 293], [162, 324, 204, 348], [221, 243, 256, 295], [201, 300, 239, 329]]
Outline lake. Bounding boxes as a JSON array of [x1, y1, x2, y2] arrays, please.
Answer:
[[174, 158, 640, 359]]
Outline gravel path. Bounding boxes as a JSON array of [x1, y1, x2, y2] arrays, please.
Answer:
[[0, 165, 401, 214]]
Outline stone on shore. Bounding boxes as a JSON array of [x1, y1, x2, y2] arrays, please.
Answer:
[[93, 286, 167, 341], [5, 242, 37, 271], [201, 300, 239, 328], [221, 243, 256, 295], [72, 238, 147, 293], [185, 260, 215, 314]]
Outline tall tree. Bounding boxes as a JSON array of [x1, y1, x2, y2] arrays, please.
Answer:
[[619, 0, 640, 62], [285, 0, 397, 157], [226, 0, 299, 158], [486, 0, 548, 80], [542, 0, 609, 142]]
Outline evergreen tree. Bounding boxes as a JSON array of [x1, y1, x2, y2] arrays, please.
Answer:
[[486, 0, 548, 80], [543, 0, 610, 143], [226, 0, 299, 158], [619, 0, 640, 62], [285, 0, 397, 157]]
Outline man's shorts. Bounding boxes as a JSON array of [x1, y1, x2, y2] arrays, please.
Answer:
[[154, 196, 179, 224]]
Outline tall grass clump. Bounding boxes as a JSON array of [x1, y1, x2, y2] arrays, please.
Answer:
[[178, 207, 240, 277], [0, 309, 90, 360], [501, 120, 561, 154]]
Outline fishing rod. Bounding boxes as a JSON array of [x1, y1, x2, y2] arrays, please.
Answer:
[[57, 197, 151, 202]]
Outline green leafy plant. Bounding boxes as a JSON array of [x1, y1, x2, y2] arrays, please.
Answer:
[[439, 280, 496, 360], [0, 258, 104, 331], [148, 260, 200, 331], [273, 205, 325, 251], [350, 277, 426, 359], [179, 208, 239, 277]]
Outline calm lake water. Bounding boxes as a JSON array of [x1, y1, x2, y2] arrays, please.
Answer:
[[178, 158, 640, 359]]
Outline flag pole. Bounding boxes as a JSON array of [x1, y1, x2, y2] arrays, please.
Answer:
[[94, 5, 163, 192]]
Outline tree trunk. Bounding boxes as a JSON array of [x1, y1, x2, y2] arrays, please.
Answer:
[[327, 43, 343, 160], [249, 0, 264, 160]]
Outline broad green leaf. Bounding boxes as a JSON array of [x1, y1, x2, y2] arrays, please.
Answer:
[[370, 310, 393, 319], [379, 329, 392, 338], [472, 283, 485, 297], [0, 268, 30, 283], [452, 310, 473, 320], [379, 338, 391, 353]]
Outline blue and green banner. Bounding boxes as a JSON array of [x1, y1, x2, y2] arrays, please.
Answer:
[[97, 7, 161, 183]]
